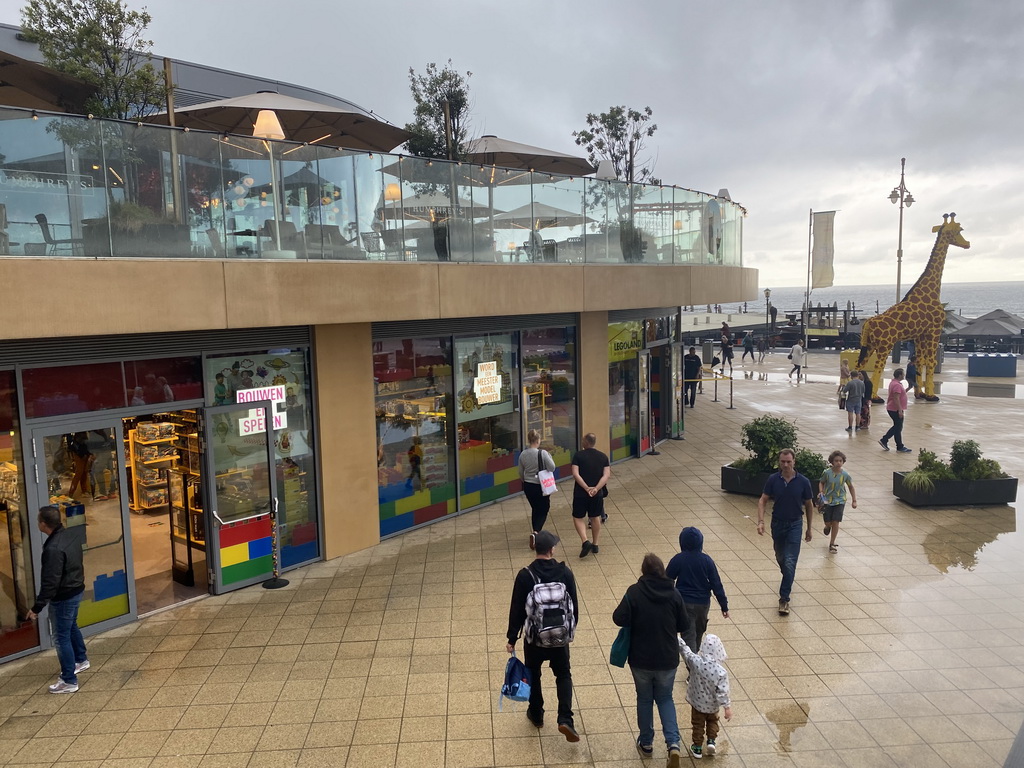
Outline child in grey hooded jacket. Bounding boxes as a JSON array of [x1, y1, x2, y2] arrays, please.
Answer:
[[679, 634, 732, 759]]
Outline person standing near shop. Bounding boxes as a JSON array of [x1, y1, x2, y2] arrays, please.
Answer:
[[756, 449, 814, 616], [519, 429, 557, 549], [26, 506, 88, 694], [613, 553, 688, 763], [879, 368, 912, 453], [683, 347, 702, 409], [67, 433, 93, 499], [571, 433, 610, 558]]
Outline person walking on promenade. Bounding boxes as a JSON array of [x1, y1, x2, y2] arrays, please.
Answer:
[[819, 450, 857, 554], [666, 526, 729, 652], [518, 429, 557, 549], [741, 332, 755, 363], [506, 531, 580, 741], [858, 370, 873, 429], [719, 331, 734, 377], [613, 553, 688, 764], [842, 370, 865, 432], [838, 358, 851, 392], [757, 336, 768, 363], [788, 339, 806, 379], [678, 634, 732, 760], [879, 368, 912, 453], [571, 433, 610, 558], [756, 449, 814, 615], [683, 347, 702, 408], [26, 506, 88, 694]]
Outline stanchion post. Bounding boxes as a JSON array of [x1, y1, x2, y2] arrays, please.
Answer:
[[262, 498, 289, 590], [727, 376, 736, 409], [712, 375, 720, 403]]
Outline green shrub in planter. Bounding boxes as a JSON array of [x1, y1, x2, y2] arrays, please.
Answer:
[[913, 440, 1007, 483], [730, 414, 826, 478]]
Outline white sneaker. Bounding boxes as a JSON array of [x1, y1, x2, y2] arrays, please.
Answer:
[[48, 679, 79, 694], [74, 660, 90, 674]]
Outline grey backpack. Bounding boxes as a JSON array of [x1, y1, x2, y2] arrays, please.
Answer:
[[523, 565, 575, 648]]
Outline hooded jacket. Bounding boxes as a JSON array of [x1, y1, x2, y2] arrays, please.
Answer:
[[612, 574, 688, 670], [679, 634, 731, 714], [666, 527, 729, 611]]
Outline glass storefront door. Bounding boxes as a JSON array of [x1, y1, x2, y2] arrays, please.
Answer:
[[669, 342, 685, 438], [202, 402, 279, 594], [30, 421, 134, 631], [637, 351, 652, 456]]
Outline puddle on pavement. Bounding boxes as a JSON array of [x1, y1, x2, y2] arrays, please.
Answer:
[[731, 371, 1024, 398], [763, 701, 810, 753]]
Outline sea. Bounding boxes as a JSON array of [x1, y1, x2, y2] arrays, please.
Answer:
[[716, 281, 1024, 320]]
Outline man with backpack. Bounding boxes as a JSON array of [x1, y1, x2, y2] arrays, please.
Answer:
[[506, 531, 581, 742]]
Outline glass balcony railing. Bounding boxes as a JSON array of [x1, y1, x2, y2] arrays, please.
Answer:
[[0, 106, 743, 266]]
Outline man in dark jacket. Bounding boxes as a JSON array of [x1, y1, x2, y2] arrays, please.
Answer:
[[683, 347, 702, 408], [506, 531, 580, 742], [613, 553, 689, 762], [666, 527, 730, 651], [26, 506, 88, 694]]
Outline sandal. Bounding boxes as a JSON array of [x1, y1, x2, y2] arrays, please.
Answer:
[[829, 544, 838, 554]]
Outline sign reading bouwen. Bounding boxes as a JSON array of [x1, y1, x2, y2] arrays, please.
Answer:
[[608, 321, 644, 363], [235, 386, 287, 433], [473, 361, 502, 404]]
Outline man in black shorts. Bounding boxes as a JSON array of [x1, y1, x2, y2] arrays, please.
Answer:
[[571, 433, 610, 558]]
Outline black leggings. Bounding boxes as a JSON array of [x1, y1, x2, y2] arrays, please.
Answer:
[[523, 481, 550, 532]]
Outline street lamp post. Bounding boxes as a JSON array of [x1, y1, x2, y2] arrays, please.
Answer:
[[764, 288, 771, 336], [889, 158, 915, 363]]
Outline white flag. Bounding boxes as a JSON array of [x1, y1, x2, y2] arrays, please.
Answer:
[[811, 211, 836, 288]]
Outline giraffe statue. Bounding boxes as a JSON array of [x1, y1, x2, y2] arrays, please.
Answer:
[[857, 213, 970, 402]]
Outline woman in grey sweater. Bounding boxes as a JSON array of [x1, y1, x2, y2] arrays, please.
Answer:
[[518, 429, 556, 549]]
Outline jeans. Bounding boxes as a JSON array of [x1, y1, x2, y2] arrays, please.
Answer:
[[684, 381, 697, 407], [771, 517, 804, 601], [883, 409, 905, 449], [49, 592, 86, 685], [523, 643, 574, 726], [631, 666, 680, 747], [523, 481, 550, 533]]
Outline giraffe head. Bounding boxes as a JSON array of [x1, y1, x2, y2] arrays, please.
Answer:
[[931, 213, 970, 249]]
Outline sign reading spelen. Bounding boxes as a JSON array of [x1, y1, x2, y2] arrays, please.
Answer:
[[236, 386, 288, 433], [473, 361, 502, 404]]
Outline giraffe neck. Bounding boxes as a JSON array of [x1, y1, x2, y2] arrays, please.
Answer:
[[905, 234, 951, 302]]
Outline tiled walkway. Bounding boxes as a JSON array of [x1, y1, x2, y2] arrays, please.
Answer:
[[2, 352, 1022, 767]]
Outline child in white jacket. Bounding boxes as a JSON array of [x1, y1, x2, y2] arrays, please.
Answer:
[[679, 634, 732, 758]]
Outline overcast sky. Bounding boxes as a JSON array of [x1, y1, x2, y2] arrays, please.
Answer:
[[3, 0, 1021, 287]]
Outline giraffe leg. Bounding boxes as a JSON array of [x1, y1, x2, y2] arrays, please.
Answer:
[[917, 338, 940, 401]]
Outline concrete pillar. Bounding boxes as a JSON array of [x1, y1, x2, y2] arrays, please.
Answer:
[[313, 322, 380, 559], [578, 310, 610, 454]]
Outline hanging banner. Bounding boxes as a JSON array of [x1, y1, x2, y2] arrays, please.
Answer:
[[811, 211, 836, 288]]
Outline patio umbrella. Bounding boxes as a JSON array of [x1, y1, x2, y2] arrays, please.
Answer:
[[492, 201, 593, 230], [379, 191, 489, 222], [957, 317, 1021, 337], [464, 135, 596, 176], [970, 308, 1024, 330], [147, 91, 410, 151], [0, 50, 96, 112]]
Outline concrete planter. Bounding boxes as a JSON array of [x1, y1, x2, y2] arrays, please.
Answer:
[[721, 464, 770, 496], [892, 472, 1019, 507]]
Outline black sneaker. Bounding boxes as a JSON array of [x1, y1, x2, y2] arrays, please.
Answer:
[[600, 513, 608, 524], [897, 446, 913, 453], [580, 541, 593, 558], [558, 722, 580, 742], [591, 545, 599, 554], [635, 736, 653, 757], [878, 438, 890, 451], [526, 709, 543, 728]]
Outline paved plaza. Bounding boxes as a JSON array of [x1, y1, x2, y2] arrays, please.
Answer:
[[2, 351, 1022, 768]]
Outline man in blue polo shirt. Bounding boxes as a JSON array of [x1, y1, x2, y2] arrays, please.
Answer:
[[756, 448, 814, 616]]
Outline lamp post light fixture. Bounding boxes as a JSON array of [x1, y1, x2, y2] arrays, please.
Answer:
[[764, 287, 772, 335], [889, 158, 915, 362]]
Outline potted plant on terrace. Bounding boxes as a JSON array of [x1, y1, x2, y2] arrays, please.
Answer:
[[721, 414, 827, 496], [893, 440, 1018, 507]]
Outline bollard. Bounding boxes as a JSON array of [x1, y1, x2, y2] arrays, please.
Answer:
[[712, 375, 719, 402], [727, 376, 735, 409]]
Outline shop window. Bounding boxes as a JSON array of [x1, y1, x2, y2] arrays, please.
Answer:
[[22, 361, 127, 419], [124, 356, 203, 405], [0, 370, 38, 658], [374, 337, 455, 536], [454, 333, 520, 509], [521, 327, 577, 472], [204, 349, 319, 568], [608, 322, 643, 461]]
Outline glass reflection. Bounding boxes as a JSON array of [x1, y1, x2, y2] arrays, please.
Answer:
[[521, 328, 577, 471]]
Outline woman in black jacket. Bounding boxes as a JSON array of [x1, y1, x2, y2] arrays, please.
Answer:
[[613, 553, 689, 763]]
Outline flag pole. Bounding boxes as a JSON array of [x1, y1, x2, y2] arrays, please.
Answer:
[[805, 208, 812, 356]]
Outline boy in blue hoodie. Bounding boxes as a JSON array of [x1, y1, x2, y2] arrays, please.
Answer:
[[666, 527, 730, 652]]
